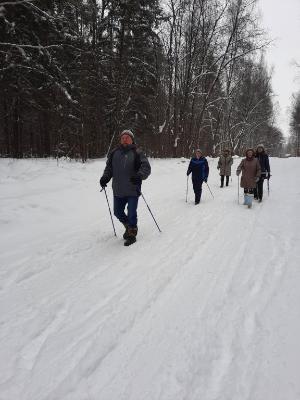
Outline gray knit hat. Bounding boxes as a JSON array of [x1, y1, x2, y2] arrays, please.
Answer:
[[120, 129, 134, 140]]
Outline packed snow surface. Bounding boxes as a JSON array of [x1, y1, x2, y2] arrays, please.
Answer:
[[0, 157, 299, 400]]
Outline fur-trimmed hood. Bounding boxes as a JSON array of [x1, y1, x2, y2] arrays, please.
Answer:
[[245, 148, 255, 158]]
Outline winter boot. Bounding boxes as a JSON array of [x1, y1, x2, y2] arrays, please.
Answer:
[[220, 176, 224, 188], [195, 193, 201, 204], [122, 223, 129, 240], [124, 226, 138, 246], [244, 193, 253, 208]]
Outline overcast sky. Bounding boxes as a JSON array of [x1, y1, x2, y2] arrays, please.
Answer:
[[258, 0, 300, 135]]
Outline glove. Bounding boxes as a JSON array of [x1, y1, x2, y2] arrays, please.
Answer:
[[217, 166, 220, 170], [204, 177, 208, 183], [255, 177, 260, 183], [130, 174, 142, 185], [267, 173, 271, 180], [100, 176, 109, 188], [187, 171, 190, 176], [236, 171, 241, 176]]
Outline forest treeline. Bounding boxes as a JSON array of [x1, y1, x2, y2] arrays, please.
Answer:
[[288, 91, 300, 156], [0, 0, 285, 160]]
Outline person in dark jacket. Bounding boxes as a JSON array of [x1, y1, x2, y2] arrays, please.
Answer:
[[253, 144, 271, 202], [187, 149, 209, 204], [100, 130, 151, 246]]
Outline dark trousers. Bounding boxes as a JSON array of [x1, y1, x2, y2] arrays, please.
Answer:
[[113, 196, 139, 227], [253, 178, 264, 200], [221, 175, 229, 187], [192, 179, 203, 203]]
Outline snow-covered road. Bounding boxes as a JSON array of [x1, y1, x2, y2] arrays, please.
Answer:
[[0, 157, 299, 400]]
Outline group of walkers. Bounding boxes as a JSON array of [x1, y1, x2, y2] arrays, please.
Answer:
[[186, 145, 270, 208], [99, 129, 271, 246]]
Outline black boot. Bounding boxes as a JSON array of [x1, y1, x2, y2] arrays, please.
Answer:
[[124, 226, 138, 246], [122, 224, 129, 240], [220, 176, 224, 188], [253, 187, 258, 200], [226, 176, 229, 186]]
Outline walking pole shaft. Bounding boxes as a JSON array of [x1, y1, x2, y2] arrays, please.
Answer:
[[205, 182, 214, 199], [101, 188, 117, 236], [141, 192, 162, 233], [186, 175, 189, 202]]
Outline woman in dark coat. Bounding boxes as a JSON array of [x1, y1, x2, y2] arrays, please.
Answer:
[[253, 144, 271, 202], [236, 148, 261, 208], [187, 149, 209, 204]]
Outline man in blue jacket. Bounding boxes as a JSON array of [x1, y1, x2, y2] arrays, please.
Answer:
[[187, 149, 209, 204], [100, 130, 151, 246]]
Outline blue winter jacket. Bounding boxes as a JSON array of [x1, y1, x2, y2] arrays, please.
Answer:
[[187, 157, 209, 181]]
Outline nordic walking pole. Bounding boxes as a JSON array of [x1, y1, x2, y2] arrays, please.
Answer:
[[140, 191, 162, 233], [100, 187, 117, 237], [267, 177, 270, 196], [185, 175, 189, 202], [106, 131, 116, 158], [237, 176, 240, 204], [205, 182, 214, 199]]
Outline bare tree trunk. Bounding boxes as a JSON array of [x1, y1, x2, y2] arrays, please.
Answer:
[[12, 98, 22, 158], [3, 99, 10, 155]]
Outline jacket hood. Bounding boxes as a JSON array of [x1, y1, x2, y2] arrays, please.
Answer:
[[245, 148, 255, 158], [256, 144, 266, 153]]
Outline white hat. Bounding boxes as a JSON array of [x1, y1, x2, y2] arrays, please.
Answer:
[[120, 129, 134, 140]]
